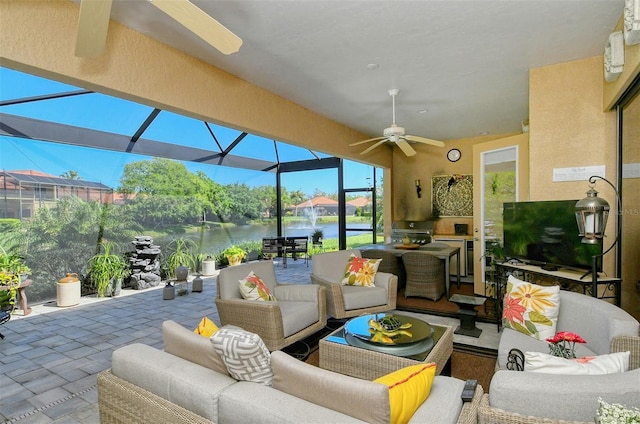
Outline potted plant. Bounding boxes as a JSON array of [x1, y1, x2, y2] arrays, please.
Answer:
[[87, 242, 130, 297], [311, 229, 324, 245], [222, 246, 247, 267], [164, 238, 196, 279], [0, 247, 31, 312]]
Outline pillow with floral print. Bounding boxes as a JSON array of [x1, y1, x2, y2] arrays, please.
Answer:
[[239, 271, 277, 301], [341, 254, 381, 287], [502, 275, 560, 340]]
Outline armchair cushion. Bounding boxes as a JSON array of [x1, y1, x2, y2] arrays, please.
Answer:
[[210, 326, 273, 386], [218, 261, 278, 300], [239, 271, 277, 301], [279, 300, 324, 336], [312, 249, 363, 282], [488, 368, 640, 421], [524, 351, 630, 375], [502, 275, 560, 341], [342, 255, 381, 287], [272, 350, 389, 424], [342, 285, 389, 310]]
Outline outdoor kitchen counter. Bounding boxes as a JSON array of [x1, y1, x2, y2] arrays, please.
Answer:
[[359, 244, 460, 299]]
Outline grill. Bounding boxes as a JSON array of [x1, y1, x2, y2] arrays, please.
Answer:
[[390, 220, 434, 245]]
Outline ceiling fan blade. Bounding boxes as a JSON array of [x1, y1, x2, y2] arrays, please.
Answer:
[[149, 0, 242, 55], [75, 0, 113, 57], [404, 135, 445, 147], [349, 136, 386, 147], [360, 139, 389, 155], [396, 139, 417, 157]]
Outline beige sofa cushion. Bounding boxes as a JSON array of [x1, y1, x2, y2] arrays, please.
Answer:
[[111, 343, 237, 422], [271, 351, 389, 424], [162, 320, 229, 376]]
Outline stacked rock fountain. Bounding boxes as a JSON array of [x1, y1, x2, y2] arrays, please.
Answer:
[[128, 236, 162, 289]]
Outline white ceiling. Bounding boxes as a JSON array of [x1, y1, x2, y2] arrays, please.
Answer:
[[99, 0, 623, 143]]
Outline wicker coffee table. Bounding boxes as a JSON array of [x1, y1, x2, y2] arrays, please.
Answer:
[[319, 314, 453, 380]]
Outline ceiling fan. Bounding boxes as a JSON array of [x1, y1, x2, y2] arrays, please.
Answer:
[[350, 89, 444, 157], [75, 0, 243, 58]]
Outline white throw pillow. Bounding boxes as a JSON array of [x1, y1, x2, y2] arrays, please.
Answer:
[[525, 351, 630, 375]]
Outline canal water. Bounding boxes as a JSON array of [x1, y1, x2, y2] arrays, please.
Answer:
[[181, 221, 372, 255]]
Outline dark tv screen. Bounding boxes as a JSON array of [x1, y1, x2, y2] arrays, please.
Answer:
[[503, 200, 602, 271]]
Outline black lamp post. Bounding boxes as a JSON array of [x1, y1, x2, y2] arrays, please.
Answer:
[[574, 175, 620, 299]]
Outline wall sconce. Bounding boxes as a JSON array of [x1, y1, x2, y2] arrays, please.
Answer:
[[415, 179, 422, 198], [575, 175, 620, 295]]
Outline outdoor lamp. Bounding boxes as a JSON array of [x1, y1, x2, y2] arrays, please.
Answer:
[[574, 175, 620, 298], [415, 179, 422, 198], [575, 179, 610, 244]]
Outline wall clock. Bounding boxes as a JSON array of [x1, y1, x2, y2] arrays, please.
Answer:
[[447, 148, 461, 162]]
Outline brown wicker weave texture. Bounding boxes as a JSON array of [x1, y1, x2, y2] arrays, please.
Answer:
[[319, 324, 453, 380], [610, 335, 640, 370], [97, 370, 214, 424], [402, 251, 445, 301]]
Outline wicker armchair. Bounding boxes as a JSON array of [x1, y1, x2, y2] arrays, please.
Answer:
[[311, 249, 397, 319], [215, 261, 326, 351], [478, 335, 640, 423], [402, 251, 445, 301]]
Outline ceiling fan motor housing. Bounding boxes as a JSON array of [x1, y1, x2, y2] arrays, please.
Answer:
[[383, 124, 405, 139]]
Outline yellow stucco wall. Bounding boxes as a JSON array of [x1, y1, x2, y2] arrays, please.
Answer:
[[391, 132, 519, 226], [529, 56, 617, 202]]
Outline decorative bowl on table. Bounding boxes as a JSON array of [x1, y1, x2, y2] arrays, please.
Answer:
[[343, 314, 436, 356]]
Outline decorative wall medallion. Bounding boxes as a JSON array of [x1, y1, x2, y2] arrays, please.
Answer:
[[604, 31, 625, 82], [431, 174, 473, 217], [624, 0, 640, 45]]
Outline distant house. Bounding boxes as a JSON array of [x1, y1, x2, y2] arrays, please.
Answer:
[[0, 170, 113, 219], [347, 196, 372, 215], [291, 195, 371, 217]]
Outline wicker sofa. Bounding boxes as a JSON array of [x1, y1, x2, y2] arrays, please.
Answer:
[[97, 320, 483, 424], [479, 290, 640, 423]]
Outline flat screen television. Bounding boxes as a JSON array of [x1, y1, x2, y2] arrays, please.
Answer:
[[503, 200, 602, 272]]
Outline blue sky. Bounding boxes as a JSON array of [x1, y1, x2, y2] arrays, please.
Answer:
[[0, 67, 377, 195]]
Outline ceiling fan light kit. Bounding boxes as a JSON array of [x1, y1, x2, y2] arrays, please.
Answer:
[[349, 89, 444, 157]]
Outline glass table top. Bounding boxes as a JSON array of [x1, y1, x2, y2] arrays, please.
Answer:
[[325, 313, 446, 361]]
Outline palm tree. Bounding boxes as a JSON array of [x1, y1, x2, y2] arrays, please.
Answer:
[[60, 170, 83, 180]]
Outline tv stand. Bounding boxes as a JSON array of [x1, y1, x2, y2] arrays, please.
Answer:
[[493, 263, 621, 329]]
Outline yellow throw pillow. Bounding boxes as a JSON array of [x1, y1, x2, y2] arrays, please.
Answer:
[[194, 316, 219, 337], [239, 271, 277, 301], [341, 254, 381, 287], [374, 363, 436, 424]]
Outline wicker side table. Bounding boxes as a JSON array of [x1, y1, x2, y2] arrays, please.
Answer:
[[319, 323, 453, 380]]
